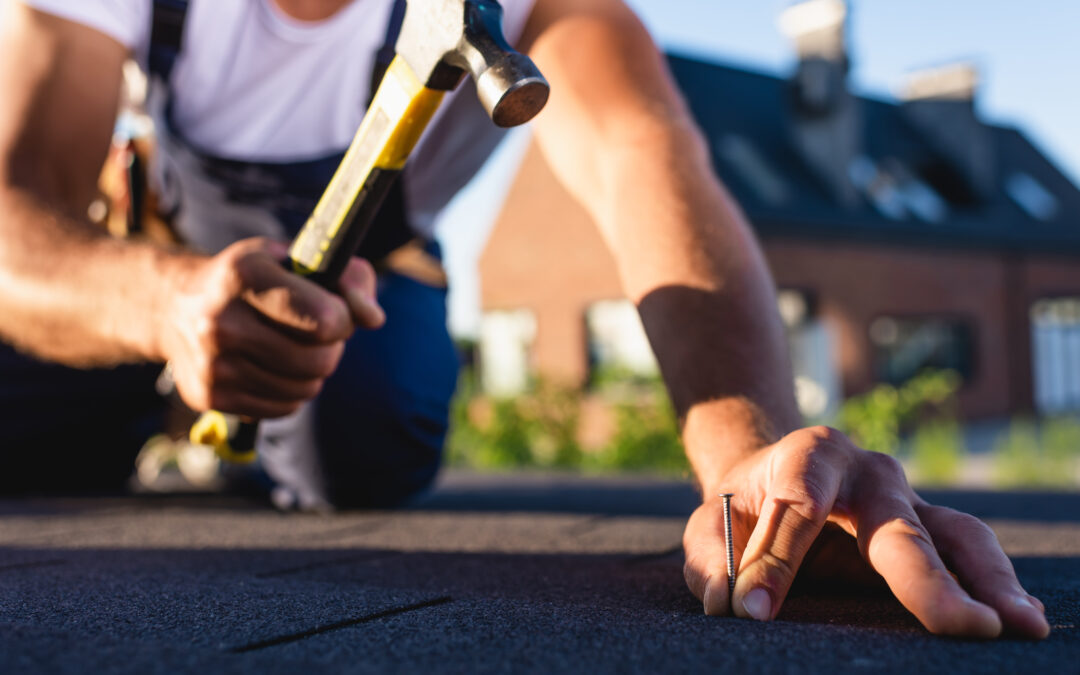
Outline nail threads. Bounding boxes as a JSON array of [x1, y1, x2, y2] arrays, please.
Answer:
[[719, 493, 735, 602]]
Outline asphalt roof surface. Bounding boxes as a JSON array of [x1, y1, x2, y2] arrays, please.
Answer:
[[1, 471, 1077, 673]]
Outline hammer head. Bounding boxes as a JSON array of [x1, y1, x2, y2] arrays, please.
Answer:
[[396, 0, 550, 127]]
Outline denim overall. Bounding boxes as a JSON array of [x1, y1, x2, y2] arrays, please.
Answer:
[[0, 0, 459, 507]]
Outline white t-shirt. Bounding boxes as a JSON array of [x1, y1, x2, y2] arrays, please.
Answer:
[[24, 0, 536, 244]]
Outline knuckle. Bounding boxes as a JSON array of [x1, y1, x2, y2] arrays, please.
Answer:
[[312, 298, 349, 342], [782, 426, 850, 465], [793, 425, 845, 447], [889, 515, 933, 546], [759, 551, 798, 581], [865, 451, 906, 484], [948, 509, 998, 542], [780, 482, 831, 524]]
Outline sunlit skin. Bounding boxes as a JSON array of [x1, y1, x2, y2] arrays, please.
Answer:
[[0, 0, 1050, 639]]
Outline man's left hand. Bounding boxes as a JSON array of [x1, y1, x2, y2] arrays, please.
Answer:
[[682, 426, 1051, 639]]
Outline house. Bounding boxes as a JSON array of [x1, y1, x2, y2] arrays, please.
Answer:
[[477, 0, 1080, 420]]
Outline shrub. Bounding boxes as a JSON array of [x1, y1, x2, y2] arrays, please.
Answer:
[[992, 416, 1080, 488], [909, 420, 964, 485], [589, 385, 687, 474], [836, 370, 961, 455], [992, 419, 1047, 487], [445, 369, 687, 475]]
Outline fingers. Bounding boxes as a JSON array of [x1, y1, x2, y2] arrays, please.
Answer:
[[338, 257, 385, 329], [917, 504, 1050, 639], [733, 427, 846, 622], [854, 482, 1002, 638], [213, 355, 323, 403], [236, 250, 354, 344], [216, 304, 345, 380]]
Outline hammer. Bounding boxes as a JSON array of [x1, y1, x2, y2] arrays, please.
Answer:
[[189, 0, 549, 463]]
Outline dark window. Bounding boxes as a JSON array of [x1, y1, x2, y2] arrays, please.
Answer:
[[869, 317, 974, 385]]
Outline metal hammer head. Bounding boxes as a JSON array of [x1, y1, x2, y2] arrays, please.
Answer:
[[396, 0, 550, 127]]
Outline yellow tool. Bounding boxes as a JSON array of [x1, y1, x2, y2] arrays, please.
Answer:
[[190, 0, 549, 462]]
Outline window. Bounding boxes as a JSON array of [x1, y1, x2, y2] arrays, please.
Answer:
[[869, 317, 974, 385], [779, 290, 842, 420], [1031, 298, 1080, 414], [479, 309, 536, 396], [1006, 172, 1059, 221], [716, 134, 790, 206], [849, 156, 948, 223], [586, 300, 658, 381]]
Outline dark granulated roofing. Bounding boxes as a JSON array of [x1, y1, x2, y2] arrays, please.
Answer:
[[1, 471, 1077, 673]]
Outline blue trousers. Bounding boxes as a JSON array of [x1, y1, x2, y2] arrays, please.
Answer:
[[0, 267, 459, 507]]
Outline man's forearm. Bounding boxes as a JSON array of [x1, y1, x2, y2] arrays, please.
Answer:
[[0, 185, 188, 366], [596, 122, 803, 491], [524, 0, 802, 493]]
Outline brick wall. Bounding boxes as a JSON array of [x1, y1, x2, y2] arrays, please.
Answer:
[[480, 141, 1080, 420]]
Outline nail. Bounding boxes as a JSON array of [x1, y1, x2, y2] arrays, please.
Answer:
[[1013, 595, 1036, 611], [742, 587, 772, 621], [718, 493, 735, 602]]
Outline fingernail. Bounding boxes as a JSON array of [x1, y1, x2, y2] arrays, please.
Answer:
[[702, 581, 716, 616], [742, 588, 772, 621]]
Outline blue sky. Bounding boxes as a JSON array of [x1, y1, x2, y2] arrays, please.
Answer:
[[628, 0, 1080, 185], [441, 0, 1080, 336]]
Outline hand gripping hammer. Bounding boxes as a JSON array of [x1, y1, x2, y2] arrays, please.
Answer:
[[189, 0, 549, 463]]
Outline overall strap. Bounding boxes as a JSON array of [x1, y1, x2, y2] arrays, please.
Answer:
[[148, 0, 190, 83], [369, 0, 407, 104]]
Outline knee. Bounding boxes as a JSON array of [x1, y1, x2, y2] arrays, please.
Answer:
[[316, 390, 450, 509]]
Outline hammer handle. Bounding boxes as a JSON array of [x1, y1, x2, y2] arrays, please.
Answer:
[[189, 56, 446, 463]]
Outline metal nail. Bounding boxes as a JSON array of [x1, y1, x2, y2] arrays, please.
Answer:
[[718, 493, 735, 603]]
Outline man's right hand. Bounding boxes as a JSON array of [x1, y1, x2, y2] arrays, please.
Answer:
[[159, 238, 385, 419]]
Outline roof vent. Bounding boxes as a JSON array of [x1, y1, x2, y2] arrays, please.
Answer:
[[902, 62, 994, 202], [780, 0, 861, 207]]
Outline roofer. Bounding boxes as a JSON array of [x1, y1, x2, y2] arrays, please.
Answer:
[[0, 0, 1050, 638]]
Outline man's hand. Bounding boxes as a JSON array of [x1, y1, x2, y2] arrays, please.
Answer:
[[159, 238, 384, 419], [682, 425, 1051, 639]]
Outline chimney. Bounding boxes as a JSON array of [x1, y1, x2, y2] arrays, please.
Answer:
[[780, 0, 861, 207], [901, 63, 994, 202]]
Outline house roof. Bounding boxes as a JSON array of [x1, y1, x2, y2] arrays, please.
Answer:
[[668, 53, 1080, 253]]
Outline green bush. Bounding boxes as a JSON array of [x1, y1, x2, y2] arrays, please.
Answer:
[[992, 419, 1048, 487], [992, 417, 1080, 488], [1043, 416, 1080, 481], [527, 380, 583, 469], [587, 383, 687, 475], [445, 369, 686, 475], [909, 420, 965, 485], [836, 370, 961, 455]]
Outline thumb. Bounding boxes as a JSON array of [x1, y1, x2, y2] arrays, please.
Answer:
[[338, 257, 385, 329]]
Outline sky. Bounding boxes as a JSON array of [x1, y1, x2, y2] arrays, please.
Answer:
[[439, 0, 1080, 337]]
